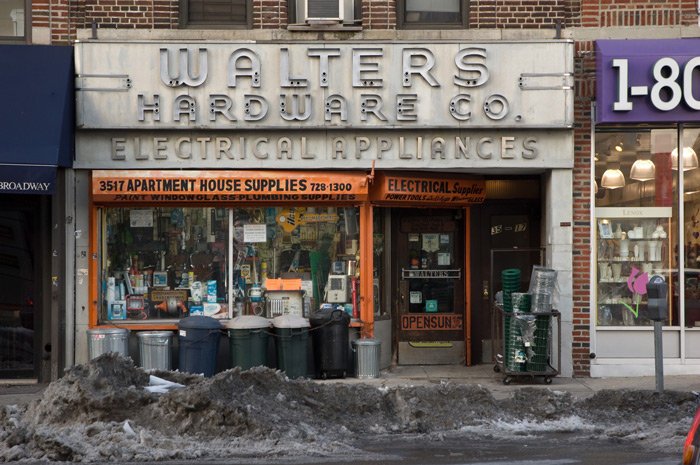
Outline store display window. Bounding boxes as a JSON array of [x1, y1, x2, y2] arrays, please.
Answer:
[[99, 206, 361, 324], [594, 129, 677, 327]]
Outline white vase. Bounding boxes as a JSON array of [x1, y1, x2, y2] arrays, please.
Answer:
[[614, 224, 623, 239], [612, 263, 622, 279], [620, 238, 630, 258]]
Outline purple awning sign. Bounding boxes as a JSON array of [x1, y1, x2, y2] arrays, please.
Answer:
[[596, 39, 700, 124]]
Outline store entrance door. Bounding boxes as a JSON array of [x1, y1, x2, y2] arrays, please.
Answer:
[[393, 209, 465, 365]]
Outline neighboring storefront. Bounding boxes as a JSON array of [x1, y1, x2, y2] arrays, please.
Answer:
[[0, 44, 74, 380], [73, 40, 575, 374], [592, 39, 700, 376]]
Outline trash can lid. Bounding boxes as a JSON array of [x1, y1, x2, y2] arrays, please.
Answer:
[[177, 315, 222, 329], [309, 308, 351, 326], [136, 331, 173, 338], [87, 328, 130, 335], [226, 315, 271, 329], [352, 338, 380, 346], [271, 314, 309, 328]]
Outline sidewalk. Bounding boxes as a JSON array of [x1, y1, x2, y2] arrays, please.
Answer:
[[1, 364, 697, 407], [323, 364, 700, 400]]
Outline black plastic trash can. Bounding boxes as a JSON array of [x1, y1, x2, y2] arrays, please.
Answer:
[[272, 315, 309, 379], [177, 315, 222, 377], [309, 308, 350, 379], [226, 315, 271, 370]]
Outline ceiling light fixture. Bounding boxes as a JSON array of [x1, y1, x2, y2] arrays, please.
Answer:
[[671, 147, 699, 171], [630, 151, 655, 181], [601, 162, 625, 189]]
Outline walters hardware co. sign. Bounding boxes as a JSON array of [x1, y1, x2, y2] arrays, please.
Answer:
[[75, 41, 574, 170]]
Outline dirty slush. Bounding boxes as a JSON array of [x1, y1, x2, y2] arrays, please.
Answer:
[[0, 354, 697, 463]]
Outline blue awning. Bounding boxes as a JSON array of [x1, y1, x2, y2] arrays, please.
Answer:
[[0, 44, 74, 194]]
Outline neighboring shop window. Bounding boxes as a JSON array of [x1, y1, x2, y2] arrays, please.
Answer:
[[397, 0, 467, 28], [0, 0, 25, 38], [681, 127, 700, 328], [100, 206, 360, 323], [594, 129, 678, 327], [180, 0, 251, 28]]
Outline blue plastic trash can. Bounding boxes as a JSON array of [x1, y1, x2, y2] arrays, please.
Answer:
[[177, 316, 222, 377]]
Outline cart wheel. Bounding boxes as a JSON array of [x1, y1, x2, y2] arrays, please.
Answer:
[[321, 372, 328, 380], [493, 365, 501, 373], [503, 377, 512, 385], [544, 377, 552, 385]]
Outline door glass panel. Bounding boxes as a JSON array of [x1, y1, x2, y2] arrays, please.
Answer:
[[0, 210, 34, 375], [406, 231, 455, 314]]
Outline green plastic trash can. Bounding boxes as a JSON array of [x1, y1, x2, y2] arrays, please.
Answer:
[[272, 315, 309, 379], [226, 315, 271, 370]]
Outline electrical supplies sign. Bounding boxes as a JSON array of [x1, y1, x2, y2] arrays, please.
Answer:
[[401, 314, 463, 331], [92, 170, 368, 203], [371, 173, 486, 205]]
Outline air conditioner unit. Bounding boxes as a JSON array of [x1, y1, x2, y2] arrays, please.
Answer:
[[297, 0, 351, 23]]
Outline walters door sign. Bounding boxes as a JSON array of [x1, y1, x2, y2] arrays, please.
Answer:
[[75, 41, 573, 130]]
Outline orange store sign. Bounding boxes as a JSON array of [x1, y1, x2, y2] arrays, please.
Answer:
[[401, 314, 463, 331], [371, 173, 485, 205], [92, 170, 368, 203]]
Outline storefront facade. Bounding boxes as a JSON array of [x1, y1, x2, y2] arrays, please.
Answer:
[[73, 40, 575, 374], [0, 44, 74, 380], [592, 39, 700, 376]]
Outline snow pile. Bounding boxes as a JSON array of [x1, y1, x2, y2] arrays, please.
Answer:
[[0, 354, 697, 462]]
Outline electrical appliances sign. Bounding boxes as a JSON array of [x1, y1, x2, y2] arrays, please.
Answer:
[[596, 39, 700, 123]]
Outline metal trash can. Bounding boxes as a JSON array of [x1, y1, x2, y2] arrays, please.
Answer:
[[309, 308, 350, 379], [177, 316, 222, 377], [352, 338, 381, 379], [272, 315, 309, 379], [137, 331, 173, 371], [87, 328, 130, 360], [226, 315, 271, 370]]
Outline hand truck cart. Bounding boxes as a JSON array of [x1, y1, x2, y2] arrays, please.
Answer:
[[492, 303, 561, 385]]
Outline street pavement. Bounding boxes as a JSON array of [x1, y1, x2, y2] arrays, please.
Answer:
[[0, 363, 697, 407]]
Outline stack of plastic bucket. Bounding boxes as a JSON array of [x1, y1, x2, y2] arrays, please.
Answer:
[[528, 314, 551, 372], [509, 291, 531, 373], [529, 266, 557, 313], [501, 268, 521, 313], [501, 269, 521, 372]]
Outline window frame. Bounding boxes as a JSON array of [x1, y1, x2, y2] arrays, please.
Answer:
[[178, 0, 252, 29], [396, 0, 468, 30], [0, 0, 31, 44]]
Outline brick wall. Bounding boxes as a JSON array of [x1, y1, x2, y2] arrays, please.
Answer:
[[572, 39, 594, 376], [581, 0, 697, 27], [256, 0, 287, 28], [469, 0, 568, 29]]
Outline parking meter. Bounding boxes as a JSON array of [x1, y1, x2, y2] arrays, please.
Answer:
[[646, 277, 668, 321]]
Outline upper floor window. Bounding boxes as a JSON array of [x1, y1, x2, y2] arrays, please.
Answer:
[[0, 0, 26, 40], [398, 0, 467, 28], [180, 0, 251, 28]]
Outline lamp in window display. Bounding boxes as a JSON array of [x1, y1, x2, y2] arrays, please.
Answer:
[[601, 162, 625, 189]]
